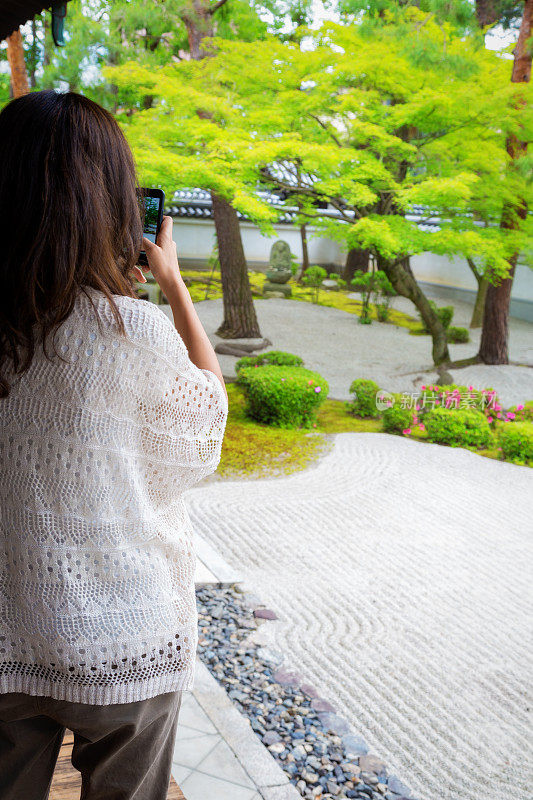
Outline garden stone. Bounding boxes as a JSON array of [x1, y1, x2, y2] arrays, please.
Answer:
[[214, 342, 256, 357], [387, 776, 414, 797], [359, 755, 387, 775], [301, 769, 319, 784], [263, 730, 282, 746], [361, 772, 379, 785], [342, 734, 369, 755], [318, 712, 351, 735], [214, 337, 271, 356], [269, 742, 287, 754], [263, 282, 292, 298], [273, 667, 302, 687], [266, 240, 293, 284], [435, 369, 453, 385], [229, 337, 272, 351], [254, 608, 278, 620], [322, 279, 339, 290], [312, 697, 336, 713]]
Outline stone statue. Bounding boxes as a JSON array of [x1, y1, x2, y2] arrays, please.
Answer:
[[263, 240, 293, 297]]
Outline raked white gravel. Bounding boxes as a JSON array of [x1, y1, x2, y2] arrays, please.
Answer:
[[185, 433, 533, 800], [174, 295, 533, 408]]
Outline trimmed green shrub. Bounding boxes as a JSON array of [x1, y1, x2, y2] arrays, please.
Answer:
[[446, 326, 470, 344], [424, 407, 493, 448], [418, 383, 501, 425], [382, 396, 414, 434], [235, 350, 304, 373], [347, 379, 381, 418], [507, 401, 533, 423], [419, 301, 454, 332], [498, 422, 533, 465], [237, 365, 328, 428]]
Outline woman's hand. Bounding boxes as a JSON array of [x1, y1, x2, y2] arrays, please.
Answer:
[[134, 215, 183, 291]]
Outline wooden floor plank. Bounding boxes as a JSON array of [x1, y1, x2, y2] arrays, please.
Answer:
[[49, 729, 186, 800]]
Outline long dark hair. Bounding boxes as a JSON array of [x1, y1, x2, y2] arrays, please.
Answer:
[[0, 90, 143, 398]]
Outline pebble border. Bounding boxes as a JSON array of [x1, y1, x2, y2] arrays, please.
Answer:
[[196, 586, 419, 800]]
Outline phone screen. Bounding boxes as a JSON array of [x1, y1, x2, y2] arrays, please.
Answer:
[[142, 196, 161, 244]]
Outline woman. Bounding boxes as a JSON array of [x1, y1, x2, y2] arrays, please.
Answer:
[[0, 90, 228, 799]]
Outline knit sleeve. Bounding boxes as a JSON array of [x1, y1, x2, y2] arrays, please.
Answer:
[[124, 299, 228, 484]]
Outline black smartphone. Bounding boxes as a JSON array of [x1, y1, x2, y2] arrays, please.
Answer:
[[137, 188, 165, 266]]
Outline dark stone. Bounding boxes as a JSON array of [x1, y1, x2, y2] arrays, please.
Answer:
[[214, 343, 254, 357]]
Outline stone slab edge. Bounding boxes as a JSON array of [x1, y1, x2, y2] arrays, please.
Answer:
[[193, 533, 243, 586], [192, 657, 301, 798]]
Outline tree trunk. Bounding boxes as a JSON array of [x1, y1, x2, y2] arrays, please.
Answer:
[[475, 0, 500, 27], [478, 259, 518, 362], [466, 257, 489, 328], [6, 29, 29, 98], [297, 223, 310, 283], [182, 0, 259, 338], [28, 19, 37, 88], [211, 193, 261, 338], [343, 248, 369, 283], [470, 276, 489, 328], [380, 256, 450, 365], [478, 0, 532, 364]]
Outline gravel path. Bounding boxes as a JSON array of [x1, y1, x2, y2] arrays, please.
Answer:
[[185, 434, 533, 800], [182, 296, 533, 407]]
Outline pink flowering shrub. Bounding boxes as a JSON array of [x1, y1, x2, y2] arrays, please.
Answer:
[[237, 365, 328, 429], [417, 384, 502, 427], [506, 401, 533, 424]]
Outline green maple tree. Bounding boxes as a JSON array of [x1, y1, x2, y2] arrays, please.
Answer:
[[107, 6, 532, 365]]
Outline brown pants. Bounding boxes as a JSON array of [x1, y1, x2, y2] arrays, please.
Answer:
[[0, 690, 182, 800]]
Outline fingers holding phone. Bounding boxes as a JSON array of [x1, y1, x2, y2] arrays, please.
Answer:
[[142, 216, 182, 291]]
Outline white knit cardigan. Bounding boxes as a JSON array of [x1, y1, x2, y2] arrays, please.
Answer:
[[0, 286, 228, 704]]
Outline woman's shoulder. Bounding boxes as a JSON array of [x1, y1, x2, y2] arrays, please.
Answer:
[[78, 287, 185, 359]]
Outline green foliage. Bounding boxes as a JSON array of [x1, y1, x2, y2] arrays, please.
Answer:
[[419, 301, 454, 332], [302, 266, 328, 303], [347, 379, 381, 418], [237, 365, 328, 428], [235, 350, 304, 373], [446, 326, 470, 343], [498, 422, 533, 465], [424, 407, 493, 448], [382, 397, 414, 434], [106, 7, 532, 281], [350, 268, 395, 323]]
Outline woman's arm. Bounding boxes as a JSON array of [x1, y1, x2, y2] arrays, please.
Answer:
[[135, 216, 227, 400]]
